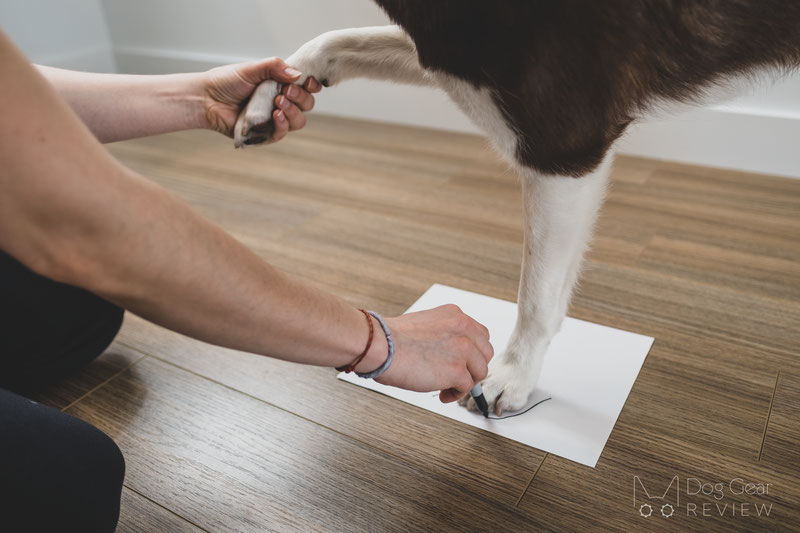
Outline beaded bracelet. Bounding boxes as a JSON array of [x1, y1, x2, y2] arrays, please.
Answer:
[[356, 311, 394, 380]]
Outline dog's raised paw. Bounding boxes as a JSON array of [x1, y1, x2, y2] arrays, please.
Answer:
[[234, 80, 283, 148]]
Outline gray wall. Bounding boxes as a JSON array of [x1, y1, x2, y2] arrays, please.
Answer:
[[0, 0, 115, 72]]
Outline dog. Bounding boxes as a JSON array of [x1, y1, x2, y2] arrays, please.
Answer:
[[234, 0, 800, 415]]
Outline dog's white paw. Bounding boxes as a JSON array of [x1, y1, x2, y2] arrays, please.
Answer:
[[460, 352, 544, 416], [234, 34, 337, 148], [234, 80, 283, 148]]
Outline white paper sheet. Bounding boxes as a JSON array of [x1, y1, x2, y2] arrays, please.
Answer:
[[338, 284, 654, 468]]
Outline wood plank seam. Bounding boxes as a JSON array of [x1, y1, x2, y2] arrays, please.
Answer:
[[123, 484, 211, 532], [115, 340, 526, 509], [60, 353, 149, 413], [758, 369, 782, 462], [515, 453, 548, 507]]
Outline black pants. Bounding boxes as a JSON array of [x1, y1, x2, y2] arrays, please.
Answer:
[[0, 250, 126, 532]]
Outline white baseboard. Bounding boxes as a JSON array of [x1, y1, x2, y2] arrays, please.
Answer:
[[114, 47, 799, 179], [37, 46, 117, 73], [618, 107, 800, 179], [113, 46, 251, 74]]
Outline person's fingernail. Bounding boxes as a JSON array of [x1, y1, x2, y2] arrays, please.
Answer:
[[284, 67, 302, 77], [276, 110, 286, 122], [287, 85, 299, 98], [277, 95, 290, 110]]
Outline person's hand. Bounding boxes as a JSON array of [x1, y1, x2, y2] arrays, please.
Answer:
[[200, 57, 321, 141], [366, 305, 494, 403]]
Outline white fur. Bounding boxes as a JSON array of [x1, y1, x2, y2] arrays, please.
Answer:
[[475, 156, 611, 414], [236, 25, 610, 414]]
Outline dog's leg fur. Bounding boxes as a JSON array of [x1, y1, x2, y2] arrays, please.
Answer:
[[235, 26, 433, 147], [464, 157, 612, 414]]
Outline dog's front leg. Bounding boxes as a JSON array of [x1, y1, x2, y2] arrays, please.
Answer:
[[234, 25, 431, 147], [465, 155, 612, 415]]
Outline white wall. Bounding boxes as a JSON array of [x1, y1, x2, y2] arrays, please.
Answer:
[[0, 0, 116, 72], [618, 75, 800, 178]]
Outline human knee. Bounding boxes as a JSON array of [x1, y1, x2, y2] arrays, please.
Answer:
[[82, 424, 126, 496], [66, 423, 126, 531], [0, 392, 126, 532]]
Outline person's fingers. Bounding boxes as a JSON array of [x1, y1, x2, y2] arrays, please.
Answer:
[[465, 345, 489, 382], [282, 84, 316, 112], [239, 57, 302, 85], [453, 309, 489, 342], [274, 95, 307, 131], [473, 318, 490, 342], [439, 368, 474, 403], [439, 388, 460, 403], [440, 304, 488, 338], [444, 307, 492, 363], [465, 334, 493, 374], [440, 385, 470, 403], [304, 77, 323, 93], [467, 323, 494, 363], [269, 108, 289, 143]]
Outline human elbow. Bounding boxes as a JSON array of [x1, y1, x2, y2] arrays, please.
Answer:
[[23, 235, 107, 294]]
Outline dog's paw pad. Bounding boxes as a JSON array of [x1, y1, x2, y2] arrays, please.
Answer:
[[243, 119, 276, 145]]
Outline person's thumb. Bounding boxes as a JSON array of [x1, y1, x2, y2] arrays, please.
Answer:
[[240, 57, 303, 85]]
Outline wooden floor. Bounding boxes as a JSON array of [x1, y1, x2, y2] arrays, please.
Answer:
[[31, 115, 799, 532]]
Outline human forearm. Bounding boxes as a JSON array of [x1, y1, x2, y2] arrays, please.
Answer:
[[74, 168, 375, 366], [36, 59, 320, 143], [2, 32, 367, 368], [36, 66, 206, 143]]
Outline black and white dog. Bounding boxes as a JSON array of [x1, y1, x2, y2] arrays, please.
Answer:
[[234, 1, 800, 414]]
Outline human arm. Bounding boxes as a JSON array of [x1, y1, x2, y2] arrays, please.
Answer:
[[0, 31, 491, 401], [35, 58, 321, 143]]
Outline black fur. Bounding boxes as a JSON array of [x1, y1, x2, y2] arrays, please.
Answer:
[[376, 0, 800, 176]]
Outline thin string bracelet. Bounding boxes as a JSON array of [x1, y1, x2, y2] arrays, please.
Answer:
[[335, 309, 374, 373], [355, 310, 394, 379]]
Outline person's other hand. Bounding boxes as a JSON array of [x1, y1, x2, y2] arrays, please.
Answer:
[[201, 57, 321, 141], [370, 305, 494, 403]]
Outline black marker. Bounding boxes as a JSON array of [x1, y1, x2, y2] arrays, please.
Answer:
[[470, 383, 490, 418]]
